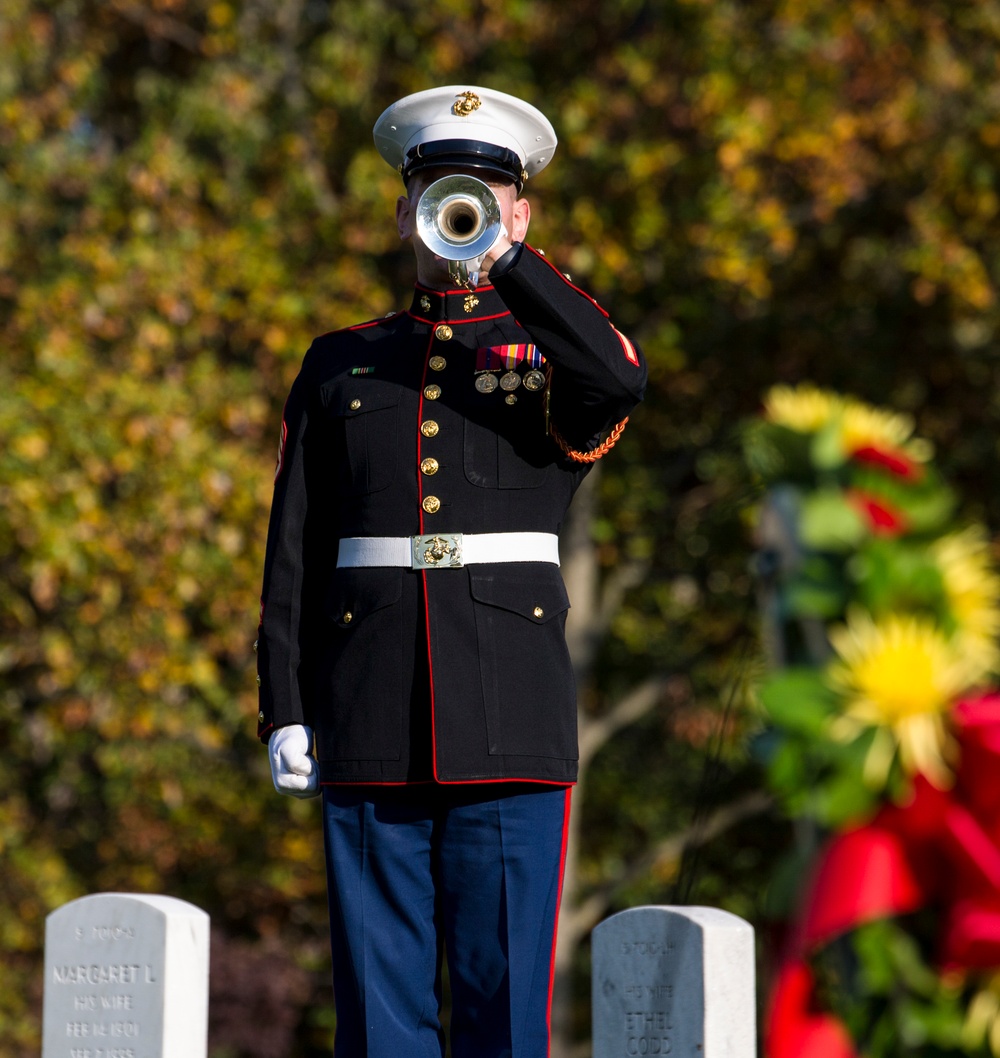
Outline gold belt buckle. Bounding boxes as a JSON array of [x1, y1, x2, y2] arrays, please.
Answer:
[[411, 532, 464, 569]]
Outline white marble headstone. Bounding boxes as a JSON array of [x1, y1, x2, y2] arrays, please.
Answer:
[[42, 893, 209, 1058], [592, 905, 755, 1057]]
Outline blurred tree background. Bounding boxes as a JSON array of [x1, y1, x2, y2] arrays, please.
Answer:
[[2, 0, 1000, 1055]]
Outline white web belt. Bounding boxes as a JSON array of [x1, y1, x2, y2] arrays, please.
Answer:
[[337, 532, 560, 570]]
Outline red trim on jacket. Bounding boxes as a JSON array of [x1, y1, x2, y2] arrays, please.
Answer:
[[429, 776, 575, 786], [415, 282, 498, 296], [524, 245, 642, 368], [317, 316, 389, 338], [407, 310, 511, 326], [415, 331, 441, 779], [319, 777, 576, 787], [524, 244, 610, 318]]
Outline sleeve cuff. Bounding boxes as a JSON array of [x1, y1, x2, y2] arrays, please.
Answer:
[[490, 242, 523, 277]]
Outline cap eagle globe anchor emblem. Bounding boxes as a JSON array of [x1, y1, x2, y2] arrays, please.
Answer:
[[453, 91, 482, 117]]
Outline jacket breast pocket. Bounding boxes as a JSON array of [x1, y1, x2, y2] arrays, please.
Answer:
[[326, 381, 401, 496], [463, 409, 550, 489], [313, 568, 403, 761], [470, 568, 578, 759]]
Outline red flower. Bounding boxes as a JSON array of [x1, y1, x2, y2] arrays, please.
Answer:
[[851, 445, 923, 481], [846, 489, 909, 536]]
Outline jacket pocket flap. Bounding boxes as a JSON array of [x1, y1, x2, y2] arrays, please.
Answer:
[[325, 568, 402, 625], [469, 571, 570, 623], [325, 380, 401, 417]]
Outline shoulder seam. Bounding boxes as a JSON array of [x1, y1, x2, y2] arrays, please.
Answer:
[[525, 244, 611, 320], [316, 315, 396, 338]]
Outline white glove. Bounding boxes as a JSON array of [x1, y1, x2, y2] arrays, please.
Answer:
[[465, 223, 510, 269], [268, 724, 320, 799], [483, 221, 510, 260]]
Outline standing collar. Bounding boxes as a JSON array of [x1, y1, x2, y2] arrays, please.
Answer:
[[407, 283, 510, 324]]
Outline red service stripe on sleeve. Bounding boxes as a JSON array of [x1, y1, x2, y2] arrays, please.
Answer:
[[274, 416, 289, 482], [613, 326, 640, 366]]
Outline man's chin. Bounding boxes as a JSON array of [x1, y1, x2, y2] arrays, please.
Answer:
[[417, 260, 491, 290]]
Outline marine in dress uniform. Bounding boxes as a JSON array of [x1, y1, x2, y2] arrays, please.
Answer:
[[256, 86, 646, 1058]]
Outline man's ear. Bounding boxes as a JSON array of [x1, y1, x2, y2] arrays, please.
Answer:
[[396, 194, 413, 241], [511, 197, 531, 244]]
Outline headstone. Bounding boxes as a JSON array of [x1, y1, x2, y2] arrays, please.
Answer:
[[592, 905, 755, 1057], [42, 893, 209, 1058]]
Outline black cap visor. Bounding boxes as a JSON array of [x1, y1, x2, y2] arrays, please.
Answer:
[[403, 139, 524, 191]]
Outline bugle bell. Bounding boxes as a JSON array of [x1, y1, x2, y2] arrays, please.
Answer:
[[415, 175, 504, 289]]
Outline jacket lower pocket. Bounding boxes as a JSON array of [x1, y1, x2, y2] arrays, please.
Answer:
[[313, 568, 403, 761], [470, 568, 578, 759]]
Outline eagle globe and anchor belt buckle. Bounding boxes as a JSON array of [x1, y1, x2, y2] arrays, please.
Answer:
[[411, 532, 464, 569]]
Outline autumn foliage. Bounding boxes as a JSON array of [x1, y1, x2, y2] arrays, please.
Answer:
[[4, 1, 1000, 1055]]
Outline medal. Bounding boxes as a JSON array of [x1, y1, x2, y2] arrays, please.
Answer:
[[475, 373, 498, 393], [524, 369, 545, 391], [500, 371, 521, 392]]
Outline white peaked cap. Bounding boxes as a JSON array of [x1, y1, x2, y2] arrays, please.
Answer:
[[373, 85, 558, 191]]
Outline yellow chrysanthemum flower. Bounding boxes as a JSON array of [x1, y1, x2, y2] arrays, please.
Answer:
[[827, 611, 985, 788], [838, 399, 916, 455], [763, 385, 933, 466], [963, 973, 1000, 1057], [763, 383, 844, 433], [933, 527, 1000, 674]]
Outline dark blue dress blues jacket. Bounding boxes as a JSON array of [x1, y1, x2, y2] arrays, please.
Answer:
[[256, 244, 646, 786]]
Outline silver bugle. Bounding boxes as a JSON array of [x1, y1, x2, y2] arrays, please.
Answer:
[[415, 175, 503, 288]]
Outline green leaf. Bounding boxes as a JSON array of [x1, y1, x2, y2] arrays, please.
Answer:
[[799, 488, 868, 551], [759, 667, 841, 731], [811, 421, 850, 471]]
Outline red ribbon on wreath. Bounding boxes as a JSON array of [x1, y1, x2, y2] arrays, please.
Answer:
[[766, 693, 1000, 1057]]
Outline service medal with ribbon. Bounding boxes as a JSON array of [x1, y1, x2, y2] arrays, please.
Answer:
[[475, 344, 545, 397]]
